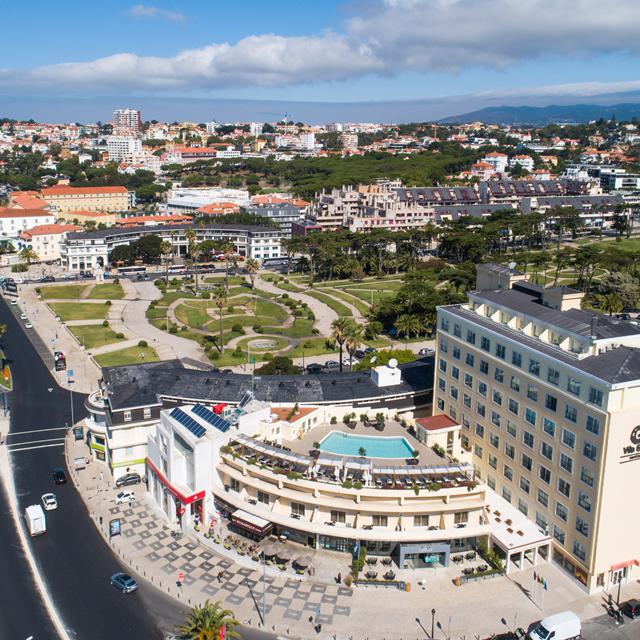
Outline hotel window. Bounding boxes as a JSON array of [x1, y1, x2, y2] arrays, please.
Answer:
[[496, 344, 506, 359], [494, 368, 504, 383], [583, 441, 598, 462], [510, 376, 520, 392], [537, 489, 549, 507], [441, 318, 450, 331], [462, 414, 470, 428], [454, 512, 469, 525], [555, 501, 568, 521], [372, 515, 388, 527], [578, 491, 592, 513], [487, 475, 496, 490], [481, 336, 491, 351], [503, 464, 513, 481], [413, 515, 430, 527], [450, 386, 458, 400], [257, 491, 270, 505], [544, 394, 557, 412], [585, 415, 600, 436], [439, 359, 447, 372], [528, 360, 540, 376], [525, 408, 537, 426], [491, 411, 501, 428], [535, 512, 548, 530], [123, 411, 132, 422], [477, 402, 486, 417], [438, 378, 446, 392], [562, 428, 576, 449], [565, 405, 578, 423], [580, 466, 594, 488], [479, 360, 489, 374], [488, 454, 498, 469], [508, 398, 519, 415], [541, 442, 554, 461], [519, 476, 531, 494], [489, 433, 500, 448], [572, 542, 586, 563], [478, 382, 487, 397], [464, 373, 473, 388], [559, 453, 573, 474], [466, 353, 475, 367], [466, 329, 476, 344], [331, 510, 346, 523], [502, 487, 512, 503], [463, 394, 472, 409], [588, 387, 603, 407], [567, 377, 581, 397], [553, 526, 565, 545], [575, 517, 589, 537], [437, 398, 445, 411], [474, 444, 483, 459], [521, 453, 532, 471], [547, 367, 560, 386], [492, 390, 503, 405], [517, 499, 528, 516], [538, 465, 551, 484], [439, 338, 448, 353], [229, 478, 241, 492], [453, 323, 461, 338], [143, 408, 151, 419], [452, 346, 461, 360], [523, 431, 534, 448], [512, 351, 522, 367], [506, 421, 517, 438], [527, 385, 539, 402], [558, 478, 571, 498], [290, 502, 305, 517], [452, 366, 460, 380], [543, 418, 556, 437], [504, 443, 515, 459]]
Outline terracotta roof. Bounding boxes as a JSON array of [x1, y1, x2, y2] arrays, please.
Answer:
[[10, 193, 49, 209], [197, 202, 241, 215], [415, 415, 459, 431], [0, 208, 55, 219], [20, 223, 80, 238], [270, 406, 317, 424], [60, 210, 115, 218], [41, 185, 128, 196]]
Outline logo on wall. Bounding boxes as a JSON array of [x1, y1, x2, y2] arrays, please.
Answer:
[[621, 426, 640, 463], [630, 425, 640, 445]]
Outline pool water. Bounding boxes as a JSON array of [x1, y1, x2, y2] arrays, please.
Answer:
[[318, 431, 414, 459]]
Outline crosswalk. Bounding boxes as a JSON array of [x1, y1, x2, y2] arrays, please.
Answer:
[[5, 427, 67, 453]]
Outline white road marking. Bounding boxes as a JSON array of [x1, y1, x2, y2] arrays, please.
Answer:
[[8, 442, 65, 453], [7, 437, 66, 447], [6, 427, 68, 437]]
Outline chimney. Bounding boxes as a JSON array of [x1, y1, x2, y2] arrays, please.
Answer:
[[591, 316, 598, 339]]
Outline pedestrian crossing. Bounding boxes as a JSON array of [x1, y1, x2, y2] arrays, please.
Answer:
[[5, 427, 67, 453]]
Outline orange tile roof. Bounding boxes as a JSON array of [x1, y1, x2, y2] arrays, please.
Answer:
[[197, 202, 241, 215], [270, 406, 316, 424], [10, 193, 49, 209], [0, 207, 55, 219], [61, 210, 115, 218], [20, 223, 81, 238], [415, 415, 459, 431], [41, 185, 128, 196]]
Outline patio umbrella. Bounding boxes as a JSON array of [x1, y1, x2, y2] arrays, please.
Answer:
[[294, 555, 312, 567], [277, 548, 292, 561], [262, 543, 279, 556]]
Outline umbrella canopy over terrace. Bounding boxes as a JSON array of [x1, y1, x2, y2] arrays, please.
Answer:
[[276, 548, 292, 561], [294, 555, 313, 568], [262, 543, 279, 556]]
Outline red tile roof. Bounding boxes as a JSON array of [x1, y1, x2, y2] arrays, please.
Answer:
[[20, 224, 81, 238], [41, 185, 128, 196], [0, 208, 55, 219], [415, 415, 459, 431]]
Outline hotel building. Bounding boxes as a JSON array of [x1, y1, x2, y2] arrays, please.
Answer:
[[41, 186, 133, 213], [434, 263, 640, 593]]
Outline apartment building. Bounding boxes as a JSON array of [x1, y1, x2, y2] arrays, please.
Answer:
[[18, 223, 80, 262], [113, 108, 141, 133], [41, 186, 133, 213], [480, 180, 564, 204], [0, 208, 55, 236], [434, 263, 640, 593], [107, 136, 143, 162], [243, 203, 304, 238]]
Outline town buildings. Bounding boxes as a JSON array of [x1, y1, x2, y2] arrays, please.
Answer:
[[41, 186, 133, 213], [0, 208, 55, 236], [18, 223, 80, 262], [112, 108, 142, 133]]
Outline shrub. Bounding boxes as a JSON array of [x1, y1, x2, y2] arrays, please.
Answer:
[[330, 416, 337, 424], [353, 481, 363, 490], [210, 350, 221, 360], [116, 332, 125, 339], [138, 340, 148, 347], [252, 324, 263, 333], [102, 320, 109, 327], [35, 287, 41, 294], [312, 328, 320, 335], [201, 291, 210, 299], [149, 299, 157, 307], [169, 326, 178, 334], [113, 277, 120, 284], [344, 575, 353, 588], [263, 352, 273, 360], [293, 309, 303, 317], [227, 305, 235, 313], [342, 480, 353, 489], [105, 300, 112, 306], [154, 279, 164, 287], [284, 279, 290, 284], [11, 264, 28, 273], [233, 347, 243, 357], [282, 293, 289, 299], [231, 323, 243, 333]]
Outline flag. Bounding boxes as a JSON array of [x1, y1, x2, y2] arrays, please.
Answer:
[[533, 571, 538, 582], [220, 622, 226, 640], [544, 580, 548, 591], [539, 574, 544, 584]]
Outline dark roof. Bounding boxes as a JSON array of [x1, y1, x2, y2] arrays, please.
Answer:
[[474, 288, 639, 340], [101, 358, 434, 411], [67, 223, 276, 240], [395, 187, 479, 204], [484, 180, 563, 197]]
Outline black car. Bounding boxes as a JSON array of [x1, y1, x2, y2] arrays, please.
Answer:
[[622, 599, 640, 619], [306, 363, 324, 374], [52, 468, 67, 484], [115, 472, 142, 487], [354, 349, 366, 360]]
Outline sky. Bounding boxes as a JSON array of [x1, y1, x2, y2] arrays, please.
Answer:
[[2, 0, 640, 122]]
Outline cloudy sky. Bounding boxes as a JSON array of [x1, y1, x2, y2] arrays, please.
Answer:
[[2, 0, 640, 121]]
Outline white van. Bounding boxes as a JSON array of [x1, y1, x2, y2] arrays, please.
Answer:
[[528, 611, 581, 640], [25, 504, 46, 537]]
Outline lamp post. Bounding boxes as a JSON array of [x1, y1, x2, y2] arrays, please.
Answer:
[[431, 608, 436, 639]]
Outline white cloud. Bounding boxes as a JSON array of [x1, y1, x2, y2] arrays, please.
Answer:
[[478, 80, 640, 99], [127, 4, 185, 24], [3, 0, 640, 92]]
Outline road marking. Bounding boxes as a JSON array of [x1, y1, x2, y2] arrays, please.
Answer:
[[6, 427, 68, 437], [8, 442, 65, 453], [7, 437, 66, 447]]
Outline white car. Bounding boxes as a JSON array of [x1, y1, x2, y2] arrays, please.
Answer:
[[41, 493, 58, 511], [115, 490, 136, 505], [342, 357, 359, 367], [25, 322, 33, 329], [19, 313, 27, 320]]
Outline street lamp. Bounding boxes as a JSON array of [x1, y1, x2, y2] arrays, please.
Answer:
[[431, 608, 436, 639]]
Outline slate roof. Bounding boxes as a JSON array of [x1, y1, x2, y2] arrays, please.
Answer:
[[101, 358, 434, 411]]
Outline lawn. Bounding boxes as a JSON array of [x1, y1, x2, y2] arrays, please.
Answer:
[[287, 337, 335, 358], [273, 280, 305, 293], [305, 291, 353, 317], [235, 335, 289, 352], [95, 345, 159, 368], [203, 275, 246, 286], [270, 315, 316, 338], [323, 288, 371, 315], [49, 302, 109, 322], [348, 288, 396, 306], [69, 324, 124, 349], [39, 284, 89, 300], [87, 283, 125, 299]]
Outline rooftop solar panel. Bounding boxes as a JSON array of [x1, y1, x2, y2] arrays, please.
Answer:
[[170, 407, 207, 438], [192, 404, 231, 432], [238, 390, 254, 409]]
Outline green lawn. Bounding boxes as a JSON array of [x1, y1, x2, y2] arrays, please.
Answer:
[[39, 284, 89, 300], [323, 288, 371, 315], [174, 302, 213, 328], [287, 337, 335, 358], [348, 289, 396, 306], [203, 275, 246, 286], [49, 302, 109, 321], [273, 280, 304, 293], [95, 345, 159, 367], [87, 283, 125, 299], [69, 324, 124, 349], [270, 315, 316, 338], [305, 291, 353, 317]]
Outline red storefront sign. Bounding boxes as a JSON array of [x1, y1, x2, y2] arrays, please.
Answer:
[[146, 457, 205, 505]]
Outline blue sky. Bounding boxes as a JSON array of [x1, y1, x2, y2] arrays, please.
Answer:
[[2, 0, 640, 120]]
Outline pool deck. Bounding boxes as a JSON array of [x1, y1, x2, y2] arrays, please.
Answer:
[[287, 420, 445, 466]]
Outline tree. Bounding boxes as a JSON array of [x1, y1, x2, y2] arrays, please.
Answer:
[[598, 272, 639, 311], [353, 348, 415, 371], [19, 246, 38, 266], [328, 317, 354, 372], [345, 323, 365, 370], [254, 356, 299, 375], [244, 258, 260, 288], [109, 245, 134, 265], [598, 293, 623, 316], [394, 314, 421, 341], [179, 600, 239, 640], [212, 285, 228, 353], [547, 206, 582, 258], [160, 240, 173, 283], [132, 234, 162, 263]]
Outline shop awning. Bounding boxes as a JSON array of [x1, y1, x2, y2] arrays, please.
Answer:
[[146, 457, 205, 505], [610, 559, 640, 572], [231, 509, 273, 536]]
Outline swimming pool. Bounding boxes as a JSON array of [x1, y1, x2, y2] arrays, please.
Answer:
[[318, 431, 414, 459]]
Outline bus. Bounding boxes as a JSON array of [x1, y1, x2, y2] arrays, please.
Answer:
[[168, 265, 186, 275], [117, 266, 147, 277]]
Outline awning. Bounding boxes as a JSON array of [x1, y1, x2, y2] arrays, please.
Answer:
[[146, 457, 205, 505], [610, 559, 640, 572], [231, 509, 273, 536]]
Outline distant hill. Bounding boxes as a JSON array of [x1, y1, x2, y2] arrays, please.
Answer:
[[439, 102, 640, 125]]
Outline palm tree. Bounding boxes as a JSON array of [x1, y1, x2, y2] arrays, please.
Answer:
[[160, 240, 173, 284], [394, 314, 421, 342], [212, 285, 228, 353], [345, 323, 364, 370], [329, 317, 354, 372], [244, 258, 260, 288], [191, 243, 204, 292], [19, 246, 38, 266], [599, 292, 623, 316], [179, 600, 239, 640]]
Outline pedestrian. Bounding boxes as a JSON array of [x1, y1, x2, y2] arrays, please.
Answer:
[[337, 572, 342, 584], [217, 570, 224, 583]]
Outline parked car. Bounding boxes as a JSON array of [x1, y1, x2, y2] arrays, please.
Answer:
[[418, 347, 435, 356], [52, 468, 67, 485], [20, 313, 27, 320], [364, 347, 377, 354], [24, 322, 33, 329], [354, 349, 366, 360], [115, 490, 136, 505], [41, 493, 58, 511], [324, 360, 340, 372], [115, 472, 142, 487], [306, 363, 324, 374], [342, 357, 359, 367], [622, 598, 640, 619], [528, 611, 581, 640], [110, 572, 138, 594]]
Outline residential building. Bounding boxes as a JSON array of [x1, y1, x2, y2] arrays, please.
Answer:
[[18, 223, 81, 262], [166, 187, 250, 215], [113, 108, 141, 133], [509, 155, 535, 172], [56, 210, 118, 226], [41, 186, 133, 213], [600, 171, 640, 192], [480, 180, 564, 204], [107, 136, 143, 162], [483, 152, 508, 173], [243, 203, 305, 237], [434, 263, 640, 593], [0, 208, 56, 236]]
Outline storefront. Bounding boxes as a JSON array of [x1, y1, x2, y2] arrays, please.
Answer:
[[397, 541, 451, 569], [230, 509, 273, 541]]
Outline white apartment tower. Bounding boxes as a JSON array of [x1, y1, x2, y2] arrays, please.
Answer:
[[113, 108, 142, 133]]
